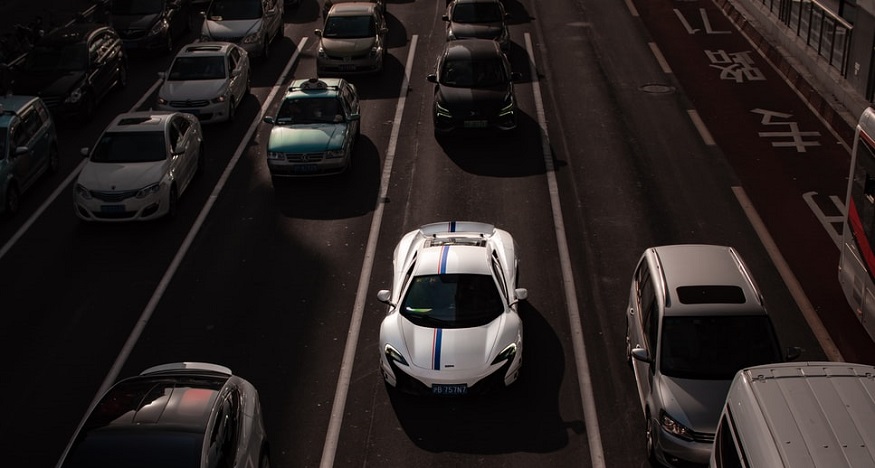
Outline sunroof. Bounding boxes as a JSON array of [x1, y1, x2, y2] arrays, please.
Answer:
[[676, 285, 746, 304]]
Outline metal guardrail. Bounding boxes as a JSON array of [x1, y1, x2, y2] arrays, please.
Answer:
[[755, 0, 852, 76]]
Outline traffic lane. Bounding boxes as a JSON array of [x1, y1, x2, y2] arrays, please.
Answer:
[[633, 0, 875, 363]]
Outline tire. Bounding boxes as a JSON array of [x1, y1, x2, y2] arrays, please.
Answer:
[[80, 94, 96, 122], [166, 184, 179, 219], [625, 318, 633, 368], [645, 411, 660, 466], [47, 145, 60, 174], [4, 183, 20, 216], [165, 33, 174, 55], [259, 447, 270, 468], [228, 99, 236, 122], [262, 39, 270, 61], [195, 145, 205, 177], [116, 64, 128, 89]]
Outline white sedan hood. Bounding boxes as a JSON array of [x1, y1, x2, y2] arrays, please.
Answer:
[[79, 161, 166, 191], [401, 316, 503, 371], [160, 79, 227, 101]]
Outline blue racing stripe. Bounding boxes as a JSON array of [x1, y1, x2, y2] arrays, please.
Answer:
[[449, 221, 457, 232], [439, 245, 450, 274], [433, 328, 442, 370]]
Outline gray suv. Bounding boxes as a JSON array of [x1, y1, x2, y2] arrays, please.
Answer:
[[624, 244, 799, 467], [0, 95, 59, 215], [201, 0, 284, 60]]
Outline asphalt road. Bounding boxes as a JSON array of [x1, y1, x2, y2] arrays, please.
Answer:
[[0, 0, 869, 467]]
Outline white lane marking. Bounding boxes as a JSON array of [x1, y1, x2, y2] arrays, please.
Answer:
[[648, 42, 673, 74], [732, 186, 844, 361], [318, 35, 419, 468], [688, 109, 716, 146], [56, 38, 310, 468], [525, 32, 606, 468], [624, 0, 640, 17]]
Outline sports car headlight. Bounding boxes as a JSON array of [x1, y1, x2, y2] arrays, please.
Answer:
[[74, 184, 92, 200], [659, 410, 694, 441], [267, 151, 286, 160], [150, 19, 168, 36], [384, 344, 408, 366], [242, 32, 260, 44], [499, 94, 515, 116], [490, 343, 517, 365], [135, 183, 161, 199], [325, 149, 344, 159]]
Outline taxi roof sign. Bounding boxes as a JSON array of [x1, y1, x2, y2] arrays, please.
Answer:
[[297, 78, 329, 91]]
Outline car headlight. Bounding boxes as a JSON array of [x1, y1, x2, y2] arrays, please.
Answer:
[[150, 19, 168, 36], [368, 45, 380, 58], [325, 148, 344, 159], [491, 343, 517, 365], [434, 99, 452, 118], [211, 94, 228, 104], [267, 151, 286, 160], [499, 93, 515, 116], [659, 410, 694, 441], [65, 87, 84, 104], [447, 30, 457, 41], [135, 183, 161, 199], [156, 96, 168, 105], [317, 46, 326, 58], [75, 184, 92, 200], [384, 344, 408, 366], [242, 32, 260, 44]]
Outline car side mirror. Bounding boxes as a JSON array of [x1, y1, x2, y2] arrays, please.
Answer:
[[631, 347, 652, 364], [376, 289, 393, 306], [510, 71, 522, 82], [785, 346, 802, 361], [348, 113, 360, 121], [263, 116, 276, 125], [442, 14, 449, 21], [426, 74, 437, 83], [314, 29, 323, 37], [80, 147, 90, 157], [13, 146, 28, 157], [157, 71, 167, 79]]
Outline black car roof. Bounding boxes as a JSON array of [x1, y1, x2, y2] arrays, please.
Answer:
[[443, 39, 503, 60], [39, 23, 108, 47]]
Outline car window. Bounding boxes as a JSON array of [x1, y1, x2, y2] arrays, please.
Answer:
[[440, 57, 507, 88], [207, 394, 239, 468], [490, 252, 509, 303], [34, 100, 50, 126], [323, 15, 376, 39], [169, 56, 226, 80], [20, 107, 42, 142], [110, 0, 165, 15], [91, 131, 167, 163], [400, 273, 504, 328], [25, 43, 88, 72], [208, 0, 263, 20], [451, 2, 504, 23]]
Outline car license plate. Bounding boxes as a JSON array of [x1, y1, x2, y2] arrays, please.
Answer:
[[463, 120, 488, 128], [293, 164, 319, 174], [432, 384, 468, 395], [339, 64, 356, 71], [100, 204, 125, 213]]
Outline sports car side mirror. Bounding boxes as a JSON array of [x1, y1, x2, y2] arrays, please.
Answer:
[[376, 289, 393, 305], [785, 346, 802, 361], [631, 347, 652, 364], [515, 288, 527, 301], [426, 74, 438, 83]]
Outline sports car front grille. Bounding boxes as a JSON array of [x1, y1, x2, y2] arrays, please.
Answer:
[[90, 190, 139, 202], [387, 359, 513, 396]]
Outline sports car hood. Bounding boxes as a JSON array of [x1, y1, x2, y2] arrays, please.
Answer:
[[268, 124, 348, 153], [203, 18, 262, 40], [160, 79, 227, 101], [437, 84, 510, 114], [448, 22, 504, 39], [78, 160, 166, 191], [12, 69, 84, 98], [110, 13, 161, 32], [320, 37, 376, 56], [657, 376, 732, 434], [400, 316, 504, 371]]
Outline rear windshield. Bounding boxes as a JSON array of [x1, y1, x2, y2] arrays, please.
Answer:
[[61, 430, 203, 468]]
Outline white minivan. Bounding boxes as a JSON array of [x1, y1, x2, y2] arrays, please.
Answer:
[[711, 362, 875, 468]]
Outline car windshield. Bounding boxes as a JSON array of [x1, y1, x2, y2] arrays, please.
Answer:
[[168, 56, 227, 80], [440, 57, 506, 87], [61, 430, 203, 468], [91, 132, 167, 163], [400, 274, 504, 329], [323, 15, 376, 39], [207, 0, 262, 20], [275, 97, 342, 124], [110, 0, 165, 15], [452, 3, 503, 23], [23, 44, 88, 72], [659, 315, 783, 380]]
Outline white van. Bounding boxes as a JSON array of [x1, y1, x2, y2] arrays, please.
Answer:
[[711, 362, 875, 468]]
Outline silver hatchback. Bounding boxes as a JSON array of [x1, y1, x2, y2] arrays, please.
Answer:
[[315, 2, 387, 75]]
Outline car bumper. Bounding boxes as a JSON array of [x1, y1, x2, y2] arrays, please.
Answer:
[[655, 424, 713, 467], [74, 191, 168, 222], [381, 352, 521, 396], [267, 154, 349, 176], [433, 109, 518, 134], [316, 55, 383, 75], [156, 102, 230, 124]]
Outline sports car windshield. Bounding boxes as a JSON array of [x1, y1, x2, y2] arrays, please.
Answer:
[[23, 45, 87, 72], [110, 0, 164, 15], [168, 56, 227, 80], [659, 315, 783, 380], [91, 132, 167, 163], [451, 3, 503, 23], [207, 0, 262, 20], [440, 58, 507, 88], [323, 15, 376, 39], [400, 274, 504, 328]]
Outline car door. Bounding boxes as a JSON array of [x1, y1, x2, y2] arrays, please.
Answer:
[[629, 258, 657, 413], [7, 119, 35, 190], [171, 116, 198, 192], [263, 0, 282, 39], [227, 48, 244, 102], [340, 82, 359, 136], [19, 102, 52, 186], [89, 31, 115, 99]]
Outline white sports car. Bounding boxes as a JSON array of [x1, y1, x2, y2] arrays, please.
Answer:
[[377, 221, 527, 396]]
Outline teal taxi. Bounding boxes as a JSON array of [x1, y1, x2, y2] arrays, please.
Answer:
[[263, 78, 360, 176]]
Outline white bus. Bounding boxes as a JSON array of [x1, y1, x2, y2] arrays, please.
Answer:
[[839, 107, 875, 342]]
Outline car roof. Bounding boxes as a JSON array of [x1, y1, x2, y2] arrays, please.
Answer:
[[649, 244, 766, 317], [413, 242, 492, 276], [0, 95, 39, 125], [39, 23, 107, 46], [443, 38, 504, 60], [105, 111, 177, 133], [328, 2, 379, 15], [175, 42, 234, 57], [284, 78, 345, 99]]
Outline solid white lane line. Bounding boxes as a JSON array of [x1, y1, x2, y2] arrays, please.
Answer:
[[648, 42, 673, 74], [56, 38, 310, 468], [525, 33, 606, 468], [732, 186, 843, 361], [688, 109, 716, 146], [318, 35, 419, 468]]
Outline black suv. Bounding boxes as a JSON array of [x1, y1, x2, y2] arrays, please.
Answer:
[[108, 0, 193, 54], [10, 23, 127, 120]]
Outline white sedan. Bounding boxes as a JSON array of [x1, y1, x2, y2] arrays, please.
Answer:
[[74, 111, 204, 222], [377, 221, 527, 396]]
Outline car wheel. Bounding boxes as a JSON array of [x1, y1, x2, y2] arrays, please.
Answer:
[[645, 411, 659, 465], [80, 94, 96, 122], [166, 184, 179, 219], [116, 64, 128, 89], [625, 318, 632, 368], [195, 145, 205, 177], [47, 145, 60, 174], [228, 99, 236, 122], [165, 33, 174, 55], [4, 183, 20, 216], [262, 40, 270, 61], [259, 447, 270, 468]]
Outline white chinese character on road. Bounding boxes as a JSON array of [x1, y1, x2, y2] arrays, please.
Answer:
[[751, 108, 821, 152], [674, 9, 731, 35], [706, 50, 765, 82]]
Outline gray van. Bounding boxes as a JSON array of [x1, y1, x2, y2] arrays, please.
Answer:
[[0, 95, 59, 215], [200, 0, 284, 60], [711, 362, 875, 468]]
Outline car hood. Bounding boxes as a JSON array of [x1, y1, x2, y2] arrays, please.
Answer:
[[399, 316, 504, 371], [203, 18, 262, 39], [449, 22, 504, 39], [12, 69, 84, 97], [320, 36, 376, 55], [656, 375, 732, 434], [111, 13, 161, 31], [160, 79, 228, 101], [78, 160, 166, 191], [437, 84, 510, 113], [267, 124, 348, 153]]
